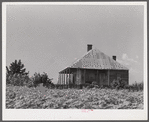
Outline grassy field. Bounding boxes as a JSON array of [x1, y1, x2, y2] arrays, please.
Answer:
[[6, 84, 143, 109]]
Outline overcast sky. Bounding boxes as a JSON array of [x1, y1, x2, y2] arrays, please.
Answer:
[[6, 4, 144, 84]]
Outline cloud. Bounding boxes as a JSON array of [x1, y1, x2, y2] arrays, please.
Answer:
[[117, 53, 140, 69], [117, 59, 130, 66], [117, 54, 142, 84], [122, 53, 128, 60], [122, 53, 138, 63]]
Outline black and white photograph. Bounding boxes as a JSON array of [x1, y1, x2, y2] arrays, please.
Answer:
[[2, 2, 147, 120]]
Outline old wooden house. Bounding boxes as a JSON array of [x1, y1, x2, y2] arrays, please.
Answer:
[[57, 45, 129, 86]]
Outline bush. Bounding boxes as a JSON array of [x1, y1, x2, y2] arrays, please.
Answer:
[[6, 73, 30, 86], [6, 60, 30, 86], [41, 72, 48, 84], [111, 78, 127, 90], [93, 85, 99, 88], [132, 82, 143, 91], [31, 72, 54, 88], [111, 79, 119, 89], [83, 83, 90, 88], [92, 81, 98, 85], [32, 73, 42, 87], [6, 71, 54, 88], [91, 82, 99, 88], [125, 82, 143, 91], [83, 82, 99, 89], [100, 85, 110, 89]]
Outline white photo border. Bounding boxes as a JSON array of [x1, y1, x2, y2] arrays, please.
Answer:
[[2, 2, 148, 120]]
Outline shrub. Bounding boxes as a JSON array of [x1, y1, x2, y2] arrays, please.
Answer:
[[6, 60, 30, 86], [26, 80, 34, 88], [32, 72, 54, 88], [6, 71, 54, 88], [111, 79, 119, 89], [83, 82, 99, 89], [91, 82, 99, 88], [93, 85, 99, 88], [133, 82, 143, 91], [32, 73, 42, 87], [92, 81, 98, 85], [126, 82, 143, 91], [41, 72, 48, 84], [111, 78, 127, 90], [83, 83, 91, 88], [100, 85, 110, 89], [6, 73, 30, 86]]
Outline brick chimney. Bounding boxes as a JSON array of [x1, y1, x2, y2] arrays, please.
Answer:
[[87, 44, 92, 52], [112, 56, 116, 61]]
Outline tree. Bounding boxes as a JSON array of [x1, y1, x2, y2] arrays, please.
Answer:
[[6, 60, 29, 75]]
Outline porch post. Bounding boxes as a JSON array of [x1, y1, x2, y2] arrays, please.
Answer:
[[68, 68, 70, 85], [64, 71, 65, 85], [61, 73, 62, 85], [84, 69, 86, 84], [108, 70, 110, 86], [66, 70, 67, 86], [61, 74, 62, 85], [60, 74, 61, 85], [66, 69, 68, 86], [62, 73, 63, 85], [63, 72, 65, 88], [63, 73, 65, 87]]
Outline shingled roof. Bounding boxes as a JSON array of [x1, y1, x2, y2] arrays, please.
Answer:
[[67, 48, 128, 70]]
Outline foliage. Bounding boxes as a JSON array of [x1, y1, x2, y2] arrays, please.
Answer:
[[83, 82, 99, 89], [92, 81, 98, 86], [6, 85, 143, 109], [111, 78, 127, 90], [132, 82, 143, 91], [6, 73, 30, 86], [6, 71, 54, 88], [32, 73, 42, 87], [6, 60, 29, 75], [32, 72, 54, 88], [125, 82, 143, 91]]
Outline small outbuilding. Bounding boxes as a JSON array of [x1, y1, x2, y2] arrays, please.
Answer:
[[57, 44, 129, 86]]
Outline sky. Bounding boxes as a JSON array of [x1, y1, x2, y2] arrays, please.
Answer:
[[6, 4, 144, 84]]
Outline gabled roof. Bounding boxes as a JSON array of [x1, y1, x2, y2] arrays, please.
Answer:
[[68, 48, 128, 70]]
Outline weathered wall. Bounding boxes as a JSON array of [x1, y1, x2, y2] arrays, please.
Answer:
[[99, 71, 108, 86], [71, 69, 129, 86], [109, 70, 129, 85], [73, 69, 82, 85], [85, 70, 97, 84], [80, 69, 108, 86]]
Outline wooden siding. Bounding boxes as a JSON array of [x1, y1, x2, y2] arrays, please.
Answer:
[[58, 68, 129, 86], [109, 70, 129, 85]]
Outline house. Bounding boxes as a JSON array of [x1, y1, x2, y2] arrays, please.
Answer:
[[57, 44, 129, 86]]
